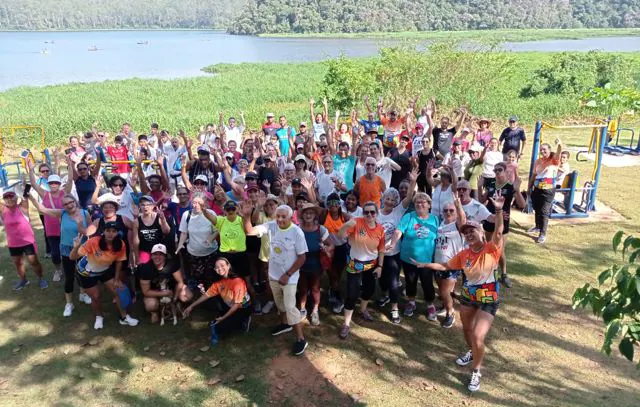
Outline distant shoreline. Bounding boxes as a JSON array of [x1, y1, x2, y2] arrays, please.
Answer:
[[0, 28, 224, 33]]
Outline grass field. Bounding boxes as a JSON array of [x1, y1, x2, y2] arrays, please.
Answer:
[[259, 28, 640, 42], [1, 123, 640, 406]]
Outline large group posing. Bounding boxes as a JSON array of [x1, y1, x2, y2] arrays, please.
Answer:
[[0, 97, 567, 392]]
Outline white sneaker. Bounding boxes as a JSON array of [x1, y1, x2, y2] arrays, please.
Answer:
[[94, 316, 104, 330], [52, 270, 62, 282], [468, 369, 482, 392], [310, 310, 320, 326], [261, 300, 275, 314], [526, 226, 540, 235], [119, 314, 139, 327], [79, 293, 92, 305], [456, 350, 473, 366], [63, 303, 74, 317]]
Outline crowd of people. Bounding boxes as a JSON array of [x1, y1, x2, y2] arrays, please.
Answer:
[[0, 97, 567, 392]]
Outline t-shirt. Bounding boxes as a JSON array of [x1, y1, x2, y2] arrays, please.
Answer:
[[78, 236, 127, 275], [397, 212, 439, 263], [139, 260, 180, 290], [375, 157, 395, 188], [433, 127, 457, 157], [75, 177, 96, 209], [216, 216, 246, 253], [206, 277, 251, 308], [464, 160, 484, 190], [345, 217, 385, 262], [431, 184, 454, 220], [534, 156, 560, 190], [224, 126, 244, 149], [178, 210, 219, 257], [500, 127, 526, 154], [447, 241, 502, 286], [482, 151, 504, 178], [475, 130, 493, 147], [483, 182, 515, 233], [315, 170, 339, 204], [301, 226, 330, 272], [332, 155, 356, 191], [377, 204, 407, 256], [357, 175, 385, 207], [254, 221, 308, 284], [462, 199, 492, 223], [388, 148, 411, 189], [276, 127, 295, 157], [42, 191, 63, 237], [380, 116, 406, 148], [434, 221, 465, 264], [312, 122, 326, 141], [106, 145, 130, 174], [359, 119, 381, 134], [262, 122, 279, 138]]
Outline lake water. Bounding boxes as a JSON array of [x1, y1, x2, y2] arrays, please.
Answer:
[[1, 30, 638, 91]]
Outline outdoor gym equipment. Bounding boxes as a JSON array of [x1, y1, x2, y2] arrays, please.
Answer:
[[593, 118, 640, 156], [0, 125, 49, 189], [528, 120, 607, 219]]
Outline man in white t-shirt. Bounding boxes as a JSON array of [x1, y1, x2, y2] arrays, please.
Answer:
[[241, 203, 309, 356], [315, 156, 346, 205], [220, 112, 246, 151], [456, 179, 495, 223]]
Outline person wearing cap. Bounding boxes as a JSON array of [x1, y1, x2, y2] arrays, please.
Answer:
[[181, 168, 217, 209], [262, 112, 278, 139], [132, 195, 171, 268], [327, 126, 357, 191], [91, 173, 136, 222], [411, 192, 506, 393], [309, 97, 329, 142], [457, 179, 496, 226], [425, 159, 456, 220], [475, 118, 493, 147], [275, 115, 296, 159], [240, 202, 310, 356], [285, 177, 316, 209], [500, 116, 526, 158], [433, 107, 467, 159], [219, 111, 246, 151], [296, 122, 310, 144], [416, 99, 436, 138], [70, 221, 140, 329], [315, 155, 346, 205], [297, 203, 333, 326], [139, 243, 192, 324], [354, 157, 385, 207], [2, 187, 47, 291], [464, 144, 485, 198], [388, 132, 412, 189], [185, 142, 218, 193], [293, 154, 314, 183]]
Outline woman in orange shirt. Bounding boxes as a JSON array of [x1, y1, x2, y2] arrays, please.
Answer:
[[412, 193, 505, 393], [354, 157, 385, 207]]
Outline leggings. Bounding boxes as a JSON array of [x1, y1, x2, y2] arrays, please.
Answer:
[[208, 297, 251, 336], [61, 255, 77, 294], [532, 187, 554, 234], [297, 271, 321, 307], [47, 236, 62, 265], [344, 270, 376, 311], [379, 254, 401, 304], [402, 261, 435, 302]]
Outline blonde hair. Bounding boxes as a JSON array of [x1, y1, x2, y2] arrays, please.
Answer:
[[413, 192, 432, 204]]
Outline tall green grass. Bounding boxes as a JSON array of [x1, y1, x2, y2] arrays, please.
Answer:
[[0, 52, 637, 146]]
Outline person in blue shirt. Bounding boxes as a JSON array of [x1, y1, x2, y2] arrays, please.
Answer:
[[360, 96, 382, 134], [276, 116, 296, 159]]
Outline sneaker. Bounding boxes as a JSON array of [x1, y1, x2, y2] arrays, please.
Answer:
[[119, 314, 139, 327], [261, 300, 275, 315], [456, 350, 473, 367], [63, 303, 74, 317], [210, 321, 219, 345], [13, 279, 30, 291], [468, 369, 482, 392], [253, 301, 263, 315], [360, 309, 374, 322], [536, 234, 546, 244], [52, 270, 62, 282], [339, 324, 350, 339], [436, 306, 447, 317], [441, 314, 455, 329], [526, 226, 540, 235], [39, 279, 49, 289], [426, 305, 437, 321], [79, 293, 92, 305], [376, 296, 390, 307], [390, 309, 401, 324], [292, 338, 308, 356], [403, 302, 416, 317], [243, 315, 252, 333], [500, 273, 513, 288], [300, 309, 307, 319], [310, 310, 320, 326], [327, 289, 336, 306], [271, 324, 293, 336], [332, 300, 344, 315], [94, 316, 104, 330]]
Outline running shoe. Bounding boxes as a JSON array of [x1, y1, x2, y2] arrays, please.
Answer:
[[360, 309, 374, 322], [456, 350, 473, 366], [52, 270, 62, 282], [119, 314, 139, 327], [500, 273, 513, 288], [339, 324, 350, 339], [526, 227, 540, 235], [403, 302, 416, 317], [13, 279, 30, 291], [94, 316, 104, 330], [310, 310, 320, 326], [63, 303, 74, 317], [39, 279, 49, 289], [536, 234, 546, 244], [293, 338, 308, 356], [436, 306, 447, 317], [261, 300, 275, 315], [332, 300, 345, 314], [426, 305, 437, 321], [79, 293, 92, 305], [271, 324, 293, 336], [376, 296, 390, 307], [468, 369, 482, 392], [441, 314, 455, 329], [390, 309, 401, 324]]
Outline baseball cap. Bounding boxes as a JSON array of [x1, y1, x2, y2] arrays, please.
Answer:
[[291, 178, 302, 185], [469, 144, 483, 153], [460, 221, 483, 233], [246, 184, 260, 193], [461, 127, 471, 134], [151, 244, 167, 255], [223, 200, 237, 210], [194, 174, 208, 184], [509, 115, 518, 122], [47, 174, 62, 184], [224, 152, 234, 159], [266, 112, 274, 117], [296, 143, 305, 150], [294, 154, 307, 162], [265, 194, 280, 204], [366, 128, 379, 134], [103, 221, 120, 230], [197, 145, 210, 154], [400, 133, 410, 141], [452, 140, 461, 146], [299, 122, 307, 127], [139, 195, 156, 204], [245, 171, 258, 180]]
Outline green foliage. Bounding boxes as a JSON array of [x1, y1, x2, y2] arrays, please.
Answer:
[[321, 55, 378, 111], [573, 231, 640, 365], [581, 83, 640, 117], [229, 0, 640, 35]]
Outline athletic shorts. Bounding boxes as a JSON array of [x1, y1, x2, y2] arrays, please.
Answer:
[[435, 269, 462, 280], [9, 244, 37, 257], [76, 267, 116, 289], [459, 281, 500, 316], [458, 296, 500, 316]]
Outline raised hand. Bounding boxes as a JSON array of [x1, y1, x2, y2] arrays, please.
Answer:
[[310, 97, 315, 105], [239, 200, 253, 217], [489, 190, 505, 211], [408, 168, 419, 183], [72, 233, 83, 248]]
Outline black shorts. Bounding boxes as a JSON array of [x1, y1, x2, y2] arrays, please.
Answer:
[[77, 267, 116, 289], [9, 244, 37, 257], [221, 251, 250, 277], [246, 236, 261, 253], [458, 296, 500, 316]]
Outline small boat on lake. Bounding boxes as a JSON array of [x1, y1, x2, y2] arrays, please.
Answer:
[[137, 40, 149, 45], [88, 45, 98, 52]]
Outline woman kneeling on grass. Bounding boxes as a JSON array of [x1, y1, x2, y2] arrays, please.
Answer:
[[70, 222, 139, 330], [411, 192, 505, 392], [183, 257, 252, 345]]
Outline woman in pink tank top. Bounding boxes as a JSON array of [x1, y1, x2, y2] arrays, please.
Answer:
[[1, 188, 46, 290]]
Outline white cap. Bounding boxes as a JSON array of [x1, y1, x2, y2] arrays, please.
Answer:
[[294, 154, 306, 162], [266, 112, 274, 117], [194, 174, 208, 183], [47, 174, 62, 184], [469, 143, 483, 153], [299, 121, 307, 127], [97, 192, 120, 207], [151, 244, 167, 255], [224, 152, 234, 159], [461, 127, 471, 133]]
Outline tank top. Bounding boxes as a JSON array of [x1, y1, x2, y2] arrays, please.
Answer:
[[138, 214, 163, 252], [301, 227, 323, 272], [96, 215, 127, 240], [323, 212, 347, 246], [2, 206, 36, 248], [43, 191, 64, 237], [61, 210, 89, 248]]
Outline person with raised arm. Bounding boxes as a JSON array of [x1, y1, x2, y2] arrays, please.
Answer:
[[527, 137, 562, 244], [310, 97, 328, 142], [433, 106, 467, 159]]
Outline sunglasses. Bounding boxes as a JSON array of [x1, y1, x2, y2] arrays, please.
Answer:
[[494, 168, 505, 173], [40, 169, 50, 173], [63, 201, 75, 206], [363, 210, 376, 215], [3, 193, 17, 199], [112, 184, 124, 188], [442, 208, 455, 213], [226, 157, 234, 160]]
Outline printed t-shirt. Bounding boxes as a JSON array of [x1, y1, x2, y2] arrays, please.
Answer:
[[206, 277, 251, 308], [434, 221, 465, 264], [380, 116, 406, 148], [106, 145, 130, 174], [77, 236, 127, 275], [333, 154, 356, 190], [533, 156, 560, 190], [345, 217, 385, 262], [397, 212, 439, 264], [139, 260, 180, 290], [377, 204, 407, 256], [475, 130, 493, 147], [357, 175, 385, 207], [433, 127, 456, 157], [254, 221, 308, 284], [483, 182, 515, 233], [462, 199, 492, 223], [359, 119, 381, 134], [447, 241, 503, 303], [178, 210, 219, 257], [262, 122, 278, 138], [216, 216, 246, 253]]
